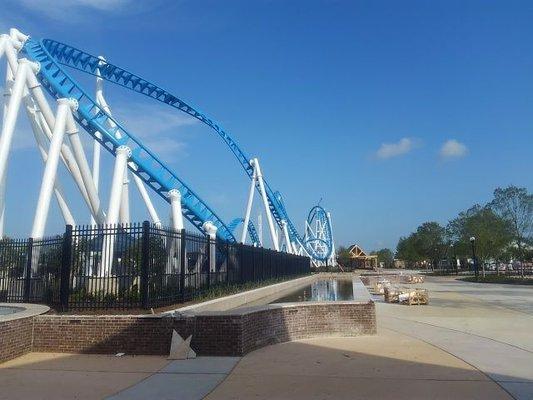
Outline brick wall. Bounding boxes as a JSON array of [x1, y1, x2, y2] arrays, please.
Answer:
[[0, 317, 33, 363], [31, 302, 376, 357]]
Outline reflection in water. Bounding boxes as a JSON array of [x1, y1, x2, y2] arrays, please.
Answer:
[[272, 279, 355, 303]]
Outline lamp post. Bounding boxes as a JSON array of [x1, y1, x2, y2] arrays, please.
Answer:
[[470, 236, 478, 281]]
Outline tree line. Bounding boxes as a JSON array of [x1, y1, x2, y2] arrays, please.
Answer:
[[395, 185, 532, 269], [336, 186, 532, 270]]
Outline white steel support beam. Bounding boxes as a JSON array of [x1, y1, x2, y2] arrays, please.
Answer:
[[31, 98, 73, 239], [25, 98, 75, 226], [0, 35, 7, 59], [65, 110, 106, 224], [281, 220, 293, 254], [0, 45, 14, 237], [106, 146, 131, 224], [327, 211, 336, 266], [241, 167, 257, 243], [119, 170, 130, 223], [251, 158, 279, 251], [100, 145, 130, 277], [0, 60, 35, 198], [91, 57, 111, 224], [26, 70, 95, 216], [203, 221, 217, 272], [257, 213, 263, 246], [132, 173, 161, 226], [169, 189, 184, 231]]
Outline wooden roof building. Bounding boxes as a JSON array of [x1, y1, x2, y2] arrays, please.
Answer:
[[347, 244, 378, 269]]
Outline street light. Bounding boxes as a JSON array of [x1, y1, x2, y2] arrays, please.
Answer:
[[470, 236, 478, 281]]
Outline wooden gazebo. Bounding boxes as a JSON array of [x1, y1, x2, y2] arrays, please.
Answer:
[[347, 244, 378, 269]]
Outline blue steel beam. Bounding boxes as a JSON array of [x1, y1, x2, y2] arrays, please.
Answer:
[[227, 217, 261, 246]]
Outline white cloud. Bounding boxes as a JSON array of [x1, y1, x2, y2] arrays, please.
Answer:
[[112, 101, 198, 158], [440, 139, 468, 159], [19, 0, 131, 12], [16, 0, 135, 21], [376, 137, 414, 159]]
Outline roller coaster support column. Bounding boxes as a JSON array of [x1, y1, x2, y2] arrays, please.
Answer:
[[107, 146, 131, 225], [0, 60, 37, 227], [120, 171, 130, 223], [169, 189, 184, 231], [241, 166, 257, 244], [100, 145, 131, 277], [203, 221, 218, 273], [0, 38, 14, 237], [65, 108, 106, 224], [281, 220, 293, 254], [25, 66, 95, 217], [327, 212, 336, 266], [24, 97, 75, 226], [251, 158, 279, 251], [31, 98, 74, 240], [257, 214, 263, 245], [133, 173, 161, 226], [90, 57, 106, 224], [0, 35, 7, 59]]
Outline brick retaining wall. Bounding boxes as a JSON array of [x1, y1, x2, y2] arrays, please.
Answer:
[[0, 316, 33, 363], [31, 302, 376, 357]]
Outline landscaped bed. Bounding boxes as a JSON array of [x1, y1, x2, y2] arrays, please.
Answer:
[[459, 275, 533, 285]]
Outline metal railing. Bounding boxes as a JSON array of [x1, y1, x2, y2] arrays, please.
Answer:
[[0, 222, 310, 310]]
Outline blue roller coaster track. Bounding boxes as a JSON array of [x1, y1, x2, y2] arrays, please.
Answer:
[[22, 37, 333, 261], [227, 218, 261, 247]]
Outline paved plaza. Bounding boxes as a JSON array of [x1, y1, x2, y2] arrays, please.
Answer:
[[0, 276, 531, 399]]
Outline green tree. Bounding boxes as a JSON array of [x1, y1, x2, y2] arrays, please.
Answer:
[[336, 246, 352, 267], [396, 234, 421, 267], [414, 222, 447, 269], [489, 186, 533, 267], [447, 205, 512, 273], [372, 248, 394, 268]]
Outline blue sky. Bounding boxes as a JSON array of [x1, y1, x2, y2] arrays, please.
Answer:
[[0, 0, 532, 251]]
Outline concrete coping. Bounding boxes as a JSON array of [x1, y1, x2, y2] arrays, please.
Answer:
[[172, 273, 374, 318], [0, 303, 50, 322], [179, 299, 375, 318]]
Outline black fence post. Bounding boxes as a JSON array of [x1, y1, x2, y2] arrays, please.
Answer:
[[238, 243, 244, 284], [140, 221, 150, 309], [180, 229, 186, 302], [23, 238, 33, 302], [59, 225, 73, 312]]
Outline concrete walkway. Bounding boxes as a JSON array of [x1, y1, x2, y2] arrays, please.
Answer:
[[108, 357, 240, 400], [206, 332, 510, 399], [376, 277, 533, 399], [0, 353, 239, 400], [1, 276, 531, 399], [208, 276, 532, 400]]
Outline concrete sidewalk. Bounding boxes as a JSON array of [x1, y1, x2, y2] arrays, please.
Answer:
[[376, 277, 533, 399], [0, 353, 240, 400], [1, 276, 530, 399], [206, 331, 511, 400], [208, 277, 533, 400]]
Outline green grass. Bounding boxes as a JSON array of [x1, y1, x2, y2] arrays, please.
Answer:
[[459, 275, 533, 285], [191, 274, 310, 302]]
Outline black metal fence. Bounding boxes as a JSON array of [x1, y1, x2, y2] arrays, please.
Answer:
[[0, 222, 310, 310]]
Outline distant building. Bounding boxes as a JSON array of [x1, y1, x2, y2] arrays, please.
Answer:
[[347, 244, 378, 269]]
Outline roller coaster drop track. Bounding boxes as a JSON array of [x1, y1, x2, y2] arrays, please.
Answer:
[[0, 29, 334, 263]]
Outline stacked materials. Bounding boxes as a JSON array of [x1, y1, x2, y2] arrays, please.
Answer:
[[372, 279, 391, 295], [384, 286, 429, 305], [400, 275, 425, 284]]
